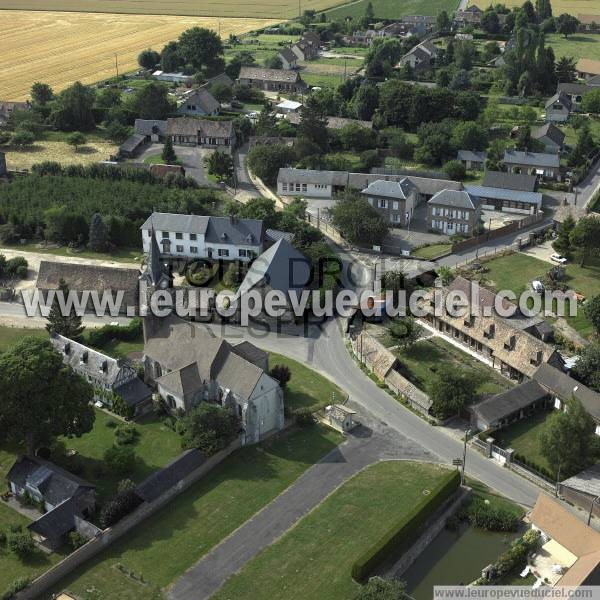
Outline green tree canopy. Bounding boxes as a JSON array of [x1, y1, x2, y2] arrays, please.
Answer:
[[51, 81, 96, 132], [573, 342, 600, 393], [129, 82, 175, 120], [0, 337, 94, 453], [330, 191, 389, 246], [138, 48, 160, 70], [430, 366, 478, 419], [181, 403, 239, 455], [570, 215, 600, 266], [178, 27, 225, 76], [46, 278, 85, 340]]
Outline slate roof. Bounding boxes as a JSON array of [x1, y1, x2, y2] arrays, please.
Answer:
[[135, 449, 206, 503], [278, 47, 298, 63], [166, 118, 235, 139], [533, 363, 600, 421], [29, 497, 78, 540], [140, 213, 265, 246], [201, 73, 234, 89], [457, 150, 487, 163], [7, 456, 95, 507], [232, 341, 268, 367], [266, 228, 294, 243], [361, 178, 416, 199], [119, 134, 146, 154], [471, 380, 548, 426], [134, 119, 167, 137], [545, 91, 572, 111], [278, 167, 349, 186], [502, 150, 560, 168], [428, 189, 479, 209], [557, 82, 593, 96], [234, 239, 312, 302], [180, 88, 220, 114], [465, 185, 542, 208], [562, 464, 600, 497], [239, 66, 303, 83], [482, 171, 537, 192], [36, 261, 140, 308], [532, 122, 565, 147]]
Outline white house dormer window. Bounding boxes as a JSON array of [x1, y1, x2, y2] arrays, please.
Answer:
[[64, 342, 71, 355], [99, 360, 108, 373], [80, 351, 88, 364]]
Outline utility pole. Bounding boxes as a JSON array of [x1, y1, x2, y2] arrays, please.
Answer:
[[115, 53, 119, 78], [461, 428, 471, 485]]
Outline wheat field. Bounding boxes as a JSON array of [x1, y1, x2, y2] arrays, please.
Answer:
[[0, 11, 278, 100]]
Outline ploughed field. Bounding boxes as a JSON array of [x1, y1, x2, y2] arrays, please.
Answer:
[[0, 0, 346, 18], [0, 11, 278, 100]]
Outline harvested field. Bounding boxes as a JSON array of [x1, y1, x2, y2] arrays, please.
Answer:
[[0, 11, 278, 100], [0, 0, 345, 18], [469, 0, 597, 12], [3, 139, 118, 171]]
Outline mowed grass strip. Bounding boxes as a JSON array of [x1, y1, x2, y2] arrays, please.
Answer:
[[0, 503, 64, 595], [0, 11, 278, 100], [0, 0, 344, 18], [269, 352, 347, 411], [53, 425, 343, 599], [469, 0, 598, 14], [212, 461, 452, 600]]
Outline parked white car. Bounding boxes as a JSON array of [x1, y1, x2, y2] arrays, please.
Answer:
[[531, 280, 545, 294], [550, 254, 567, 264]]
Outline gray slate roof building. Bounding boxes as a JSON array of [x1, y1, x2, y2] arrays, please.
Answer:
[[238, 66, 303, 83], [179, 88, 220, 114], [279, 47, 298, 64], [135, 449, 206, 502], [465, 185, 543, 209], [134, 119, 167, 137], [200, 73, 234, 89], [532, 122, 565, 147], [557, 82, 593, 96], [503, 150, 560, 168], [545, 91, 573, 111], [428, 189, 479, 209], [361, 178, 416, 199], [140, 213, 265, 246], [36, 261, 140, 310], [533, 363, 600, 422], [482, 171, 538, 192], [119, 134, 146, 156], [561, 464, 600, 497], [457, 150, 487, 163], [234, 239, 311, 303], [166, 117, 234, 139], [471, 379, 549, 427]]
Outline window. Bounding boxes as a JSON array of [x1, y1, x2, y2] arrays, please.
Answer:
[[393, 201, 399, 210], [190, 233, 197, 241], [161, 231, 170, 239], [190, 246, 198, 254], [239, 249, 249, 257], [392, 214, 400, 223], [147, 230, 152, 237], [218, 249, 230, 257], [379, 199, 387, 209], [295, 183, 301, 192], [302, 183, 307, 192], [282, 183, 288, 192], [176, 245, 184, 253], [176, 233, 183, 240]]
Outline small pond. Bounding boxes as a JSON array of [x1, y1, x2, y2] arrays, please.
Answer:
[[403, 525, 519, 600]]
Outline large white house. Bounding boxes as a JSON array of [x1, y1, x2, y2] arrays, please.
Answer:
[[141, 213, 265, 262]]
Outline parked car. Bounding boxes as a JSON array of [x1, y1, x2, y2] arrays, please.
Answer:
[[531, 280, 545, 294], [550, 254, 567, 264]]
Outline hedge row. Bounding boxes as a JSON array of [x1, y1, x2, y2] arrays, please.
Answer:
[[87, 317, 142, 350], [351, 469, 461, 582]]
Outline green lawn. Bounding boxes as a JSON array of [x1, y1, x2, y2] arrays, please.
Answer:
[[0, 326, 46, 353], [481, 252, 600, 338], [55, 409, 182, 505], [395, 337, 513, 398], [212, 461, 453, 600], [493, 411, 554, 476], [53, 425, 343, 599], [269, 352, 346, 412], [412, 243, 452, 260], [0, 242, 141, 264], [301, 71, 347, 89], [0, 503, 63, 597], [545, 33, 600, 61], [325, 0, 455, 20]]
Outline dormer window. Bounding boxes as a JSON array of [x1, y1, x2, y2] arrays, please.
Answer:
[[504, 335, 516, 351], [530, 350, 543, 366], [221, 232, 227, 241], [464, 315, 474, 327], [483, 323, 495, 339], [99, 360, 108, 373], [64, 342, 71, 355], [246, 233, 254, 243], [80, 351, 88, 364]]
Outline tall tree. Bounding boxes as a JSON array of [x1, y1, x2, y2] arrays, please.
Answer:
[[539, 398, 598, 477], [573, 342, 600, 392], [437, 10, 451, 33], [138, 49, 160, 70], [298, 96, 329, 152], [31, 82, 54, 106], [556, 13, 579, 38], [160, 41, 182, 72], [555, 56, 577, 83], [330, 190, 389, 246], [177, 27, 225, 76], [162, 136, 177, 164], [0, 337, 94, 454], [51, 81, 96, 132], [430, 366, 478, 419], [130, 82, 174, 120], [584, 295, 600, 336], [45, 278, 85, 340], [207, 150, 234, 182], [552, 213, 575, 255], [536, 0, 553, 21], [570, 215, 600, 266], [88, 213, 109, 252]]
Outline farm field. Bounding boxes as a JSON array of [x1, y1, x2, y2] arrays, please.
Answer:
[[0, 0, 344, 18], [325, 0, 456, 20], [544, 33, 600, 61], [0, 11, 278, 101], [470, 0, 599, 13]]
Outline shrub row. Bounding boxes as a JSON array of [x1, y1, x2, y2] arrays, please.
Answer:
[[87, 317, 142, 349], [465, 498, 520, 532], [351, 469, 461, 582]]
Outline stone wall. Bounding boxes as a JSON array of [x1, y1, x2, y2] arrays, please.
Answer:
[[16, 440, 242, 600]]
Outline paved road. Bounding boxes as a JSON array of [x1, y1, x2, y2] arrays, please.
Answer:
[[168, 419, 433, 600]]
